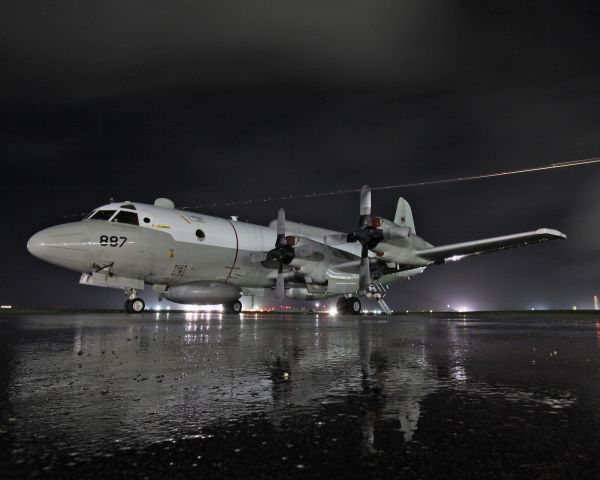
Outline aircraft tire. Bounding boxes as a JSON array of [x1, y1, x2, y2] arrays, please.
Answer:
[[128, 298, 145, 313], [124, 299, 132, 313], [225, 300, 242, 314], [347, 297, 361, 315], [336, 297, 348, 314]]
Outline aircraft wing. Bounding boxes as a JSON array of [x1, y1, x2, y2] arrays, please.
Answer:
[[416, 228, 566, 264]]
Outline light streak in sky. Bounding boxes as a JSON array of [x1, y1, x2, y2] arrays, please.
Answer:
[[61, 156, 600, 218], [186, 156, 600, 209]]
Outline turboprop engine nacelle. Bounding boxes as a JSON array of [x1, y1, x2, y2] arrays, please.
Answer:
[[165, 282, 242, 305], [372, 217, 412, 240]]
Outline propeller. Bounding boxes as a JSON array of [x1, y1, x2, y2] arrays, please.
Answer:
[[250, 209, 326, 298], [344, 185, 414, 291], [269, 208, 294, 299], [349, 186, 380, 291]]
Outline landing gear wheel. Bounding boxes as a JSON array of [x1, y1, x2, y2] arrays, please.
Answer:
[[224, 300, 242, 314], [124, 299, 132, 313], [347, 297, 361, 315], [336, 297, 361, 314], [336, 297, 348, 314], [126, 298, 145, 313]]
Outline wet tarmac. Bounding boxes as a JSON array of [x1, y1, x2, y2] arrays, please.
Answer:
[[2, 312, 600, 479]]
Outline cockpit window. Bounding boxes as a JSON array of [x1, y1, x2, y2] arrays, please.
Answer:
[[120, 204, 136, 210], [89, 210, 117, 221], [111, 210, 139, 225]]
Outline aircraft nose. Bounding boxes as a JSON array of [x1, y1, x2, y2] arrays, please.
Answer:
[[27, 229, 49, 259], [27, 223, 90, 270]]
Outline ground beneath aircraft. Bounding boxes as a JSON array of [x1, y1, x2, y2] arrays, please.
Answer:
[[1, 312, 600, 479]]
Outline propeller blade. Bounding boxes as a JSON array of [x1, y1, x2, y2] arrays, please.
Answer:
[[359, 185, 371, 226], [359, 245, 370, 291], [277, 208, 285, 233], [276, 208, 287, 248], [275, 262, 285, 299]]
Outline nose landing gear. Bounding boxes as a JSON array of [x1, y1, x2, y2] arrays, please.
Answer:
[[125, 298, 146, 313], [124, 289, 145, 313]]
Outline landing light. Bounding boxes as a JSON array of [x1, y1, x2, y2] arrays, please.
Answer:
[[328, 307, 337, 315]]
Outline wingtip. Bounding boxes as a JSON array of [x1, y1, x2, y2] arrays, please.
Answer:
[[536, 228, 567, 239]]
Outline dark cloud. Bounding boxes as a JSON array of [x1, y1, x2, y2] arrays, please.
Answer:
[[2, 0, 600, 309]]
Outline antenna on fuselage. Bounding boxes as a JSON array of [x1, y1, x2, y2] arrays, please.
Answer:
[[154, 198, 175, 209]]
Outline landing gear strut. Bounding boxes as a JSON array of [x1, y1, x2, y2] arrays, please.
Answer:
[[336, 296, 361, 315], [124, 289, 145, 313], [224, 299, 243, 314]]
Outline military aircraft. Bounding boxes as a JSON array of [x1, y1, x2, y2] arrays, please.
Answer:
[[26, 186, 565, 314]]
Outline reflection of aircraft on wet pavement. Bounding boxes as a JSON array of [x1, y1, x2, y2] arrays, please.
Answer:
[[4, 314, 578, 453], [27, 186, 565, 313], [263, 318, 577, 452]]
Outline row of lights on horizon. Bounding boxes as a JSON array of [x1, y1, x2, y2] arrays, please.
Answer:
[[3, 297, 598, 312], [150, 296, 600, 313]]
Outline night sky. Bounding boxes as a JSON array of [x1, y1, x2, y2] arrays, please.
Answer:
[[3, 0, 600, 310]]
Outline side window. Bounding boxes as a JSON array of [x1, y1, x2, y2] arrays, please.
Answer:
[[90, 210, 116, 221], [112, 210, 139, 225], [196, 229, 205, 241]]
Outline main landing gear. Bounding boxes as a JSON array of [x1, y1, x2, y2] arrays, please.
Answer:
[[337, 296, 362, 315], [124, 289, 145, 313], [224, 300, 243, 314]]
